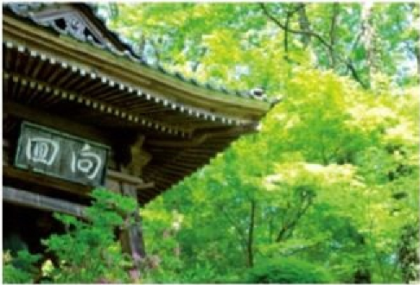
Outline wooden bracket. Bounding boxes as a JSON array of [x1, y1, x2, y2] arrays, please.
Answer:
[[4, 100, 112, 144], [107, 169, 154, 191]]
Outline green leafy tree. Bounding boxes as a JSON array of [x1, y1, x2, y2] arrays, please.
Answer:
[[246, 257, 334, 283], [40, 189, 137, 283], [3, 250, 41, 284], [139, 69, 418, 283]]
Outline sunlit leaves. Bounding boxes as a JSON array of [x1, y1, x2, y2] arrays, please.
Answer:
[[141, 67, 418, 282], [97, 3, 420, 283]]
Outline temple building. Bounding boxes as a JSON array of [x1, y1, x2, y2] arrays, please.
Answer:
[[2, 3, 273, 260]]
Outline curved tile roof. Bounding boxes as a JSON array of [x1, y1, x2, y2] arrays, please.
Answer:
[[5, 3, 271, 103]]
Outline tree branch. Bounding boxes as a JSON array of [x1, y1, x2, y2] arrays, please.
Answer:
[[275, 195, 313, 243], [284, 11, 290, 60], [260, 3, 332, 50], [220, 206, 248, 251], [329, 3, 340, 67], [259, 3, 368, 88], [345, 60, 367, 88]]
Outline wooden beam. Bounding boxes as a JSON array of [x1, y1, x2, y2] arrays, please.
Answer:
[[107, 170, 155, 190], [3, 186, 86, 217], [163, 163, 197, 173], [4, 100, 112, 145], [137, 182, 155, 190], [4, 165, 153, 198], [146, 126, 254, 148], [3, 166, 92, 197]]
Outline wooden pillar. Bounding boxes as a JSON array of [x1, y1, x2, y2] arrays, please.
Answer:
[[107, 134, 152, 278], [105, 169, 154, 278], [120, 182, 146, 262]]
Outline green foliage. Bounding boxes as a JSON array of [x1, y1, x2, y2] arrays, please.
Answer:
[[2, 250, 41, 284], [246, 258, 334, 283], [40, 189, 137, 283], [3, 189, 141, 284], [103, 3, 419, 92], [139, 70, 418, 283], [102, 5, 419, 278]]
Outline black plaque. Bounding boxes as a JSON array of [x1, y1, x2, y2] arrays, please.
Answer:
[[15, 122, 109, 186]]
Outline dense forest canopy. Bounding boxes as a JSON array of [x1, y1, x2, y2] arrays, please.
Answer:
[[98, 2, 419, 283], [3, 2, 419, 284], [102, 2, 419, 91]]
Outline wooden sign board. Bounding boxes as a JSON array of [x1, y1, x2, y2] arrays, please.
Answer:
[[15, 122, 109, 187]]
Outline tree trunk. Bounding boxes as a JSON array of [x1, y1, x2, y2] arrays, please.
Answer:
[[361, 2, 377, 87], [247, 199, 256, 268], [329, 3, 340, 68], [297, 3, 311, 47], [415, 44, 420, 78]]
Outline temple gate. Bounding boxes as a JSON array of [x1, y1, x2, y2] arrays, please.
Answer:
[[2, 2, 272, 266]]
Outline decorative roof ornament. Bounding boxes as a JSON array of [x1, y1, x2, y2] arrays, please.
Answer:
[[250, 88, 265, 98], [8, 3, 44, 14]]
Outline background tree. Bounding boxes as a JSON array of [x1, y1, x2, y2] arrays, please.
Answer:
[[97, 3, 418, 283]]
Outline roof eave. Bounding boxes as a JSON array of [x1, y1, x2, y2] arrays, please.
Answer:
[[3, 15, 271, 121]]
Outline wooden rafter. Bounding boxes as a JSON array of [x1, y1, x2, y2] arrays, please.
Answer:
[[3, 15, 270, 118]]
